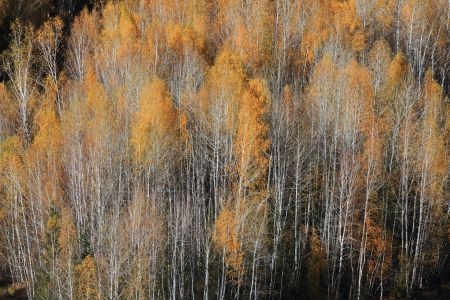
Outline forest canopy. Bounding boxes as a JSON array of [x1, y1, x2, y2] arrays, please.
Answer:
[[0, 0, 449, 299]]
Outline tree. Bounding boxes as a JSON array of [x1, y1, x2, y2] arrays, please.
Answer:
[[332, 0, 366, 53], [306, 230, 326, 299], [131, 77, 178, 170], [36, 17, 63, 114], [213, 207, 244, 286], [195, 48, 246, 218], [35, 207, 60, 300], [29, 79, 62, 182], [123, 191, 165, 299], [2, 20, 35, 145], [234, 78, 271, 296], [235, 79, 271, 202], [66, 8, 98, 81], [74, 255, 99, 300], [0, 83, 17, 140], [368, 39, 392, 97], [0, 2, 449, 299], [408, 70, 448, 292]]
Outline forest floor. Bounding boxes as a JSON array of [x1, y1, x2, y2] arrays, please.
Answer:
[[0, 278, 449, 299], [412, 281, 450, 300]]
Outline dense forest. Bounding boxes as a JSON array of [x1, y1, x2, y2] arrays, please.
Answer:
[[0, 0, 449, 299]]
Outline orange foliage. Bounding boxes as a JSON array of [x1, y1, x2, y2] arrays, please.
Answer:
[[300, 1, 332, 64], [0, 136, 25, 228], [374, 0, 396, 29], [166, 23, 204, 54], [332, 0, 366, 52], [387, 52, 408, 89], [198, 48, 245, 135], [101, 1, 141, 60], [0, 136, 23, 175], [209, 49, 246, 96], [58, 207, 77, 260], [67, 8, 98, 81], [0, 83, 17, 132], [213, 207, 244, 282], [419, 71, 448, 198], [235, 79, 271, 200], [36, 17, 64, 69], [27, 80, 63, 207], [31, 81, 61, 156], [83, 67, 111, 154], [342, 60, 374, 134], [368, 39, 392, 93], [366, 217, 392, 275], [230, 0, 273, 70], [300, 0, 366, 64], [74, 255, 99, 299], [131, 77, 178, 167]]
